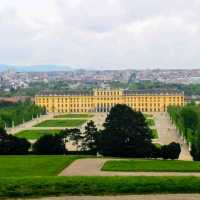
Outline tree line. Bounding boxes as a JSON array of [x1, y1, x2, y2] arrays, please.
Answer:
[[0, 99, 46, 127], [0, 104, 180, 159], [168, 103, 200, 160], [109, 80, 200, 96]]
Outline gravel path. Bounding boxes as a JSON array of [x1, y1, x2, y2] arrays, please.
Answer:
[[154, 112, 192, 161], [25, 194, 200, 200], [59, 158, 200, 176]]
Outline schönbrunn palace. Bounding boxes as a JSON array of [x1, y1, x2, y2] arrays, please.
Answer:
[[35, 89, 184, 113]]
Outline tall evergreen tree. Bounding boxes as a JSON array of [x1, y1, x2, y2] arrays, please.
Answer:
[[97, 104, 152, 157]]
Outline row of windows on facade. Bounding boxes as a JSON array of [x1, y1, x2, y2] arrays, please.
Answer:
[[43, 102, 182, 108], [96, 91, 120, 96], [37, 96, 183, 103], [50, 107, 164, 113], [95, 91, 181, 96]]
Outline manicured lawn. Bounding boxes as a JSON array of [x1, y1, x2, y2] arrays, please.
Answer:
[[146, 118, 155, 126], [0, 155, 79, 177], [54, 113, 94, 118], [102, 160, 200, 172], [151, 129, 159, 139], [34, 119, 87, 127], [144, 113, 153, 118], [1, 176, 200, 197], [16, 130, 61, 140]]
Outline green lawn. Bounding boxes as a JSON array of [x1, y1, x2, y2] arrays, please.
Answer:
[[146, 118, 155, 126], [54, 113, 94, 118], [144, 113, 153, 118], [0, 155, 79, 177], [151, 129, 158, 139], [102, 160, 200, 172], [34, 119, 87, 127], [1, 176, 200, 197], [16, 130, 61, 140]]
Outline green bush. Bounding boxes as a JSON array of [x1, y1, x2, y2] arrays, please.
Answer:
[[33, 134, 66, 155], [0, 128, 31, 155], [161, 142, 181, 160]]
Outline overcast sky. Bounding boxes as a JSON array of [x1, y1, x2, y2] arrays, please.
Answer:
[[0, 0, 200, 69]]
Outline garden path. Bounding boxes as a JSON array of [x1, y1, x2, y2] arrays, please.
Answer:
[[28, 194, 200, 200], [154, 112, 192, 160], [59, 158, 200, 176]]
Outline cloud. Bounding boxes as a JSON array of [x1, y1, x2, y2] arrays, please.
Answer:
[[0, 0, 200, 69]]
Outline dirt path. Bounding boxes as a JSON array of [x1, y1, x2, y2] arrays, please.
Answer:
[[59, 158, 200, 176], [26, 194, 200, 200]]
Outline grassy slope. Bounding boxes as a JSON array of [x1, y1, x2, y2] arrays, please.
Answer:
[[54, 113, 94, 118], [1, 176, 200, 197], [0, 155, 79, 177], [102, 160, 200, 172], [144, 113, 153, 118], [34, 119, 86, 127], [146, 118, 155, 126], [16, 130, 61, 140], [151, 129, 159, 139]]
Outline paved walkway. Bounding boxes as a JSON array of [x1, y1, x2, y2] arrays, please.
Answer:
[[154, 112, 192, 161], [91, 113, 107, 129], [59, 158, 200, 176], [7, 114, 54, 135], [26, 194, 200, 200], [7, 113, 94, 134]]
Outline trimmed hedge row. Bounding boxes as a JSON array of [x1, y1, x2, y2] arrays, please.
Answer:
[[1, 176, 200, 197]]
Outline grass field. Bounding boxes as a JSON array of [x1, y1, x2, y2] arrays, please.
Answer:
[[1, 176, 200, 197], [144, 113, 153, 118], [16, 130, 61, 140], [34, 119, 87, 127], [102, 160, 200, 172], [146, 118, 155, 126], [0, 155, 79, 177], [54, 113, 94, 118], [151, 129, 158, 139]]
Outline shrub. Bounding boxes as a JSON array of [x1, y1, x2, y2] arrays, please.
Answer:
[[191, 130, 200, 161], [33, 134, 66, 155], [0, 127, 30, 155], [161, 142, 181, 160], [150, 143, 162, 158]]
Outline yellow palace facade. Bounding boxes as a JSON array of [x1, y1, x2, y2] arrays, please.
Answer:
[[35, 89, 184, 113]]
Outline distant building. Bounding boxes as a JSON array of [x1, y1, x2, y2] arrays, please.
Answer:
[[35, 89, 184, 113]]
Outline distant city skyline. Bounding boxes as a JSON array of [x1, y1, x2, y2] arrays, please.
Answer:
[[1, 0, 200, 69], [2, 64, 200, 72]]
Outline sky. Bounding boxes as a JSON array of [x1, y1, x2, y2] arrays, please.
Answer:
[[0, 0, 200, 69]]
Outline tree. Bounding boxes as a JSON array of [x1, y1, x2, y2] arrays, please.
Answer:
[[0, 127, 30, 155], [96, 104, 152, 157], [81, 120, 98, 152], [161, 142, 181, 160], [60, 128, 82, 150], [33, 134, 66, 155], [181, 107, 199, 137], [0, 126, 7, 139], [191, 129, 200, 161]]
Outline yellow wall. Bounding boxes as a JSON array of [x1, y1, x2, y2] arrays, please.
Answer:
[[35, 89, 184, 113]]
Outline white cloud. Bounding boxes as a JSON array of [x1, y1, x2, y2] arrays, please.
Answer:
[[0, 0, 200, 69]]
